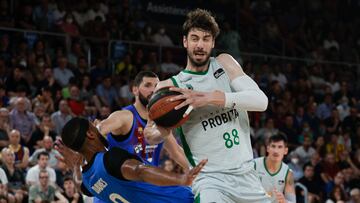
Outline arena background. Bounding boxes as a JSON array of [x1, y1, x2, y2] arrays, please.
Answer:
[[0, 0, 359, 202]]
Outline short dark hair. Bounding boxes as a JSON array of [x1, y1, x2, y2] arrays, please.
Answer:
[[37, 151, 49, 160], [303, 163, 314, 171], [61, 117, 89, 151], [268, 134, 288, 146], [183, 9, 220, 38], [133, 71, 158, 87]]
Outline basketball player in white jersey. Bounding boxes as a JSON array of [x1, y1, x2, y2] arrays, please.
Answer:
[[254, 134, 296, 203], [145, 8, 270, 203]]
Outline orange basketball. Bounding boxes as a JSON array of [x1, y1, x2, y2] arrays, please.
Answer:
[[148, 86, 190, 128]]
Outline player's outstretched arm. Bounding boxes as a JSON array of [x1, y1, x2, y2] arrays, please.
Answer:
[[96, 110, 132, 136], [121, 159, 207, 186]]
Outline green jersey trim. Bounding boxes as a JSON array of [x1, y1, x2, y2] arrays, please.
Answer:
[[176, 127, 196, 167], [170, 77, 179, 87], [264, 157, 283, 177], [194, 193, 200, 203], [182, 69, 208, 75]]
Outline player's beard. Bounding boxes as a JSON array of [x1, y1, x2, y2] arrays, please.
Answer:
[[139, 91, 150, 107], [188, 49, 211, 67]]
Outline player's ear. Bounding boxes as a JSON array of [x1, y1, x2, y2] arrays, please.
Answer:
[[183, 35, 188, 48], [132, 85, 139, 96], [86, 129, 96, 140], [284, 146, 288, 155]]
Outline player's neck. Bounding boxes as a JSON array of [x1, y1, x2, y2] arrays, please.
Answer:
[[265, 157, 282, 173], [186, 59, 210, 72], [134, 101, 148, 120]]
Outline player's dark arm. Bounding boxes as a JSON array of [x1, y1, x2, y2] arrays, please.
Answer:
[[284, 171, 296, 203], [121, 159, 207, 186]]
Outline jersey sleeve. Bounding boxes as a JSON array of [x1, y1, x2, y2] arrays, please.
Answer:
[[103, 147, 142, 181]]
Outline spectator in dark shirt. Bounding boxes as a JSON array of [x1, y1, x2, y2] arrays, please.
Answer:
[[298, 164, 323, 203], [5, 66, 30, 97]]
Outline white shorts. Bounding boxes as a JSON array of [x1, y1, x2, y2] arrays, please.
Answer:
[[193, 168, 271, 203]]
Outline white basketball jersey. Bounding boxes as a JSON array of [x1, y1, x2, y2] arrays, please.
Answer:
[[171, 57, 253, 173], [254, 157, 290, 202]]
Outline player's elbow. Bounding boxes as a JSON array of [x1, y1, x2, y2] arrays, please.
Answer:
[[257, 91, 268, 112]]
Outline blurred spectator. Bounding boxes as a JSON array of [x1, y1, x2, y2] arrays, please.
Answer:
[[28, 40, 51, 69], [0, 107, 9, 150], [28, 170, 67, 203], [28, 115, 57, 153], [115, 54, 135, 78], [324, 109, 341, 135], [0, 84, 8, 108], [141, 25, 154, 43], [337, 97, 351, 121], [287, 153, 304, 181], [0, 34, 11, 65], [292, 136, 317, 168], [7, 129, 29, 170], [5, 66, 30, 97], [348, 188, 360, 203], [32, 86, 54, 113], [90, 57, 110, 84], [143, 52, 161, 74], [118, 79, 133, 105], [152, 25, 173, 46], [62, 176, 83, 203], [72, 3, 87, 27], [55, 159, 72, 190], [32, 0, 55, 30], [36, 67, 62, 97], [326, 185, 347, 203], [80, 74, 101, 112], [9, 97, 36, 144], [160, 50, 181, 78], [323, 32, 340, 51], [67, 41, 86, 69], [0, 0, 14, 27], [16, 4, 36, 30], [218, 22, 242, 63], [317, 94, 335, 120], [320, 153, 341, 185], [297, 163, 323, 203], [122, 21, 141, 41], [51, 100, 72, 135], [342, 108, 360, 133], [95, 76, 121, 109], [84, 15, 109, 40], [30, 136, 60, 168], [334, 82, 353, 105], [1, 148, 26, 203], [72, 56, 88, 78], [326, 72, 340, 94], [26, 152, 56, 186], [53, 2, 66, 23], [53, 57, 74, 87], [255, 118, 278, 143], [86, 2, 106, 22], [0, 163, 7, 185], [0, 181, 15, 203], [67, 85, 84, 116], [58, 12, 80, 37], [279, 114, 298, 149]]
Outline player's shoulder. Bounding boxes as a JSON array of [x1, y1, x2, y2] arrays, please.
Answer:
[[215, 53, 245, 79]]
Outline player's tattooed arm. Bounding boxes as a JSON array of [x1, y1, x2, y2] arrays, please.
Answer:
[[284, 171, 296, 203]]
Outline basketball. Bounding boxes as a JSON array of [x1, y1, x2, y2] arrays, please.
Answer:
[[148, 86, 190, 128]]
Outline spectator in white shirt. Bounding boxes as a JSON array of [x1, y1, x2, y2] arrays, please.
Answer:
[[26, 151, 56, 186]]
